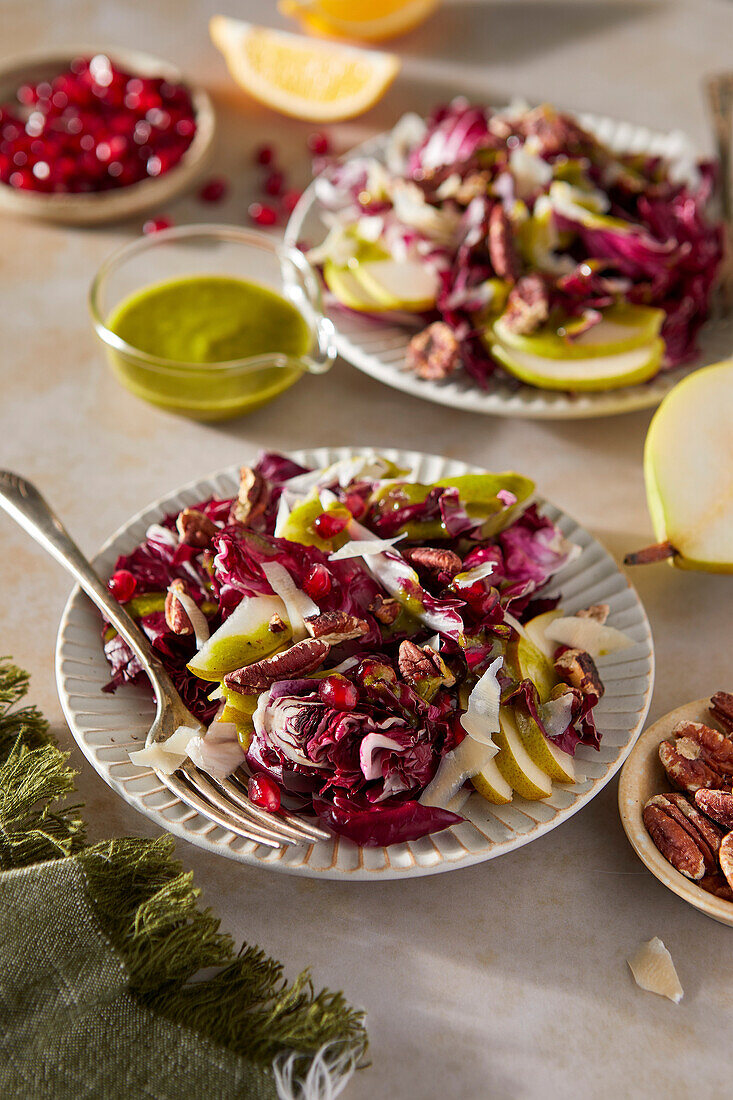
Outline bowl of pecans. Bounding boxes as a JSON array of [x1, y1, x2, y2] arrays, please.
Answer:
[[619, 692, 733, 927]]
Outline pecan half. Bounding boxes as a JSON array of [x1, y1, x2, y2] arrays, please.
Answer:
[[718, 833, 733, 891], [699, 872, 733, 902], [500, 273, 549, 336], [398, 640, 456, 692], [403, 546, 463, 581], [369, 595, 401, 626], [694, 789, 733, 830], [176, 508, 217, 549], [304, 610, 369, 645], [488, 203, 520, 282], [554, 648, 604, 698], [406, 322, 461, 380], [268, 613, 287, 634], [576, 603, 610, 625], [165, 580, 193, 636], [659, 721, 733, 793], [642, 794, 719, 881], [223, 638, 329, 695], [710, 691, 733, 735], [663, 792, 723, 860], [233, 466, 268, 525]]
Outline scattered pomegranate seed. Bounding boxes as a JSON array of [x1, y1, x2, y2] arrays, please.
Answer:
[[319, 675, 358, 711], [307, 131, 330, 156], [248, 201, 278, 227], [344, 493, 366, 519], [313, 509, 350, 540], [0, 56, 196, 194], [282, 189, 302, 215], [248, 774, 281, 812], [142, 216, 172, 234], [263, 169, 284, 196], [198, 176, 228, 203], [109, 569, 137, 602], [254, 143, 274, 166], [303, 563, 333, 600]]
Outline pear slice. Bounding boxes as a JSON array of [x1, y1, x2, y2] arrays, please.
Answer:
[[490, 336, 664, 392], [353, 258, 438, 312], [641, 359, 733, 573], [494, 304, 664, 360], [505, 633, 559, 703], [471, 755, 513, 804], [493, 707, 553, 800], [187, 594, 290, 681], [523, 609, 562, 661], [323, 261, 388, 313], [514, 706, 575, 783]]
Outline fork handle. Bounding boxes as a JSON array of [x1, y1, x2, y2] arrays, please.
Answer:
[[0, 471, 170, 689]]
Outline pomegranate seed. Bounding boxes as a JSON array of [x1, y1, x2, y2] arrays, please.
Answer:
[[344, 493, 366, 519], [198, 176, 228, 203], [142, 216, 172, 234], [248, 774, 281, 812], [307, 131, 330, 156], [248, 201, 277, 227], [319, 676, 358, 711], [254, 143, 274, 165], [313, 509, 349, 540], [303, 563, 332, 600], [263, 169, 284, 196], [109, 569, 137, 602], [282, 189, 302, 214]]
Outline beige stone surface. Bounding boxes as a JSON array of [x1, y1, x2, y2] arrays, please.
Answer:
[[1, 1, 733, 1096]]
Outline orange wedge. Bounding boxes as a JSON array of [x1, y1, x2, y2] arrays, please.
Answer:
[[279, 0, 440, 42], [210, 17, 400, 122]]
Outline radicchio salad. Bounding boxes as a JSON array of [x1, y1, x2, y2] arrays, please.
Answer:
[[104, 453, 633, 847], [305, 101, 723, 393]]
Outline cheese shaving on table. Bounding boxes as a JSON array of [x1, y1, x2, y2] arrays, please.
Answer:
[[260, 560, 319, 642], [627, 937, 683, 1004]]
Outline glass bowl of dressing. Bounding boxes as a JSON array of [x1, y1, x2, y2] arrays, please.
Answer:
[[89, 223, 336, 420]]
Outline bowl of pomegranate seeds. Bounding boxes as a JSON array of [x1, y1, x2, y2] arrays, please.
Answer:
[[0, 47, 215, 224]]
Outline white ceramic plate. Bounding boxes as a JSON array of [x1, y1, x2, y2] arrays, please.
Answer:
[[285, 114, 730, 419], [56, 446, 654, 880]]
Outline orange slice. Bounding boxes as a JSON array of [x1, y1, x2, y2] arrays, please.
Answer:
[[210, 17, 400, 122], [279, 0, 440, 42]]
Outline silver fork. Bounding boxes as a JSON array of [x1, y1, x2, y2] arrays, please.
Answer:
[[0, 471, 329, 849]]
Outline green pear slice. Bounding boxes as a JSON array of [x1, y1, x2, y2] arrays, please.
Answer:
[[187, 594, 290, 681], [643, 359, 733, 573], [493, 304, 664, 360], [505, 633, 559, 703], [324, 261, 389, 313], [491, 336, 664, 391], [471, 755, 513, 804], [514, 706, 575, 783], [353, 258, 438, 312], [523, 609, 562, 661], [493, 707, 553, 800]]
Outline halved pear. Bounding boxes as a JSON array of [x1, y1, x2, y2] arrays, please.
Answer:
[[493, 304, 664, 360], [187, 594, 290, 681], [323, 261, 389, 313], [523, 609, 562, 662], [514, 705, 575, 783], [504, 633, 558, 703], [642, 359, 733, 573], [471, 755, 513, 804], [353, 258, 438, 312], [491, 336, 664, 392], [493, 707, 553, 800]]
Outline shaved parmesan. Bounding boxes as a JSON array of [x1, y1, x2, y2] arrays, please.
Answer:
[[420, 735, 495, 809], [544, 615, 634, 658], [283, 453, 394, 497], [167, 584, 210, 649], [452, 561, 496, 589], [538, 693, 575, 739], [273, 493, 291, 537], [461, 656, 503, 747], [261, 560, 319, 642], [329, 534, 406, 561], [129, 723, 201, 774], [627, 938, 683, 1004], [319, 488, 340, 510]]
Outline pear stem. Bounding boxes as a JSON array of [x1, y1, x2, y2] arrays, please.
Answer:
[[623, 540, 677, 566]]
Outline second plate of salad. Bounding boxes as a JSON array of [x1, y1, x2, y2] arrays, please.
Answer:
[[286, 102, 727, 419], [56, 446, 654, 879]]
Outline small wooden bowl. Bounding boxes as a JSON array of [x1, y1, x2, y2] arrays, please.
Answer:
[[618, 699, 733, 927], [0, 46, 216, 225]]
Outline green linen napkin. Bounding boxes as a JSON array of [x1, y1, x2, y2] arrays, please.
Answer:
[[0, 661, 366, 1099]]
